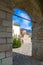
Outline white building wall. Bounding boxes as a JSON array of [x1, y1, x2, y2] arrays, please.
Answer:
[[12, 24, 20, 36]]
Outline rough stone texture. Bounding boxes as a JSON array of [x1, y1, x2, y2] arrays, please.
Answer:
[[0, 2, 12, 65], [7, 38, 12, 44], [13, 52, 41, 65], [0, 60, 2, 65], [0, 11, 6, 19], [0, 44, 12, 52], [0, 32, 12, 37], [6, 51, 12, 57], [40, 62, 43, 65], [0, 38, 6, 44], [0, 52, 5, 59], [0, 0, 43, 65], [2, 57, 12, 65], [6, 13, 12, 21], [2, 20, 12, 27], [32, 22, 43, 60], [6, 27, 12, 32]]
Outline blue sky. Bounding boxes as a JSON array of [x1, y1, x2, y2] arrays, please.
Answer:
[[12, 8, 32, 30]]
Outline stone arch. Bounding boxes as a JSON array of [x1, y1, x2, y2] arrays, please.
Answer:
[[0, 0, 43, 65]]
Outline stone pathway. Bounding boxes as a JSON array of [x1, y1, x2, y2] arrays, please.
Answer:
[[12, 42, 32, 56], [12, 40, 43, 65]]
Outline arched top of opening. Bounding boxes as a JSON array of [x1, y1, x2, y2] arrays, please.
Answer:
[[13, 8, 31, 20], [13, 8, 32, 32]]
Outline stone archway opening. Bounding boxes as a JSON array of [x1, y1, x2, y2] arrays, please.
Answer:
[[0, 0, 43, 65], [12, 7, 33, 60]]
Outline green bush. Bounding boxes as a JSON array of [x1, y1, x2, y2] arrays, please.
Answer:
[[12, 35, 21, 48]]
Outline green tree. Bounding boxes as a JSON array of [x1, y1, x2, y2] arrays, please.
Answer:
[[12, 35, 21, 48]]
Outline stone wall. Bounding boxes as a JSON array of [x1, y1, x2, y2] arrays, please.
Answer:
[[0, 6, 12, 65], [32, 21, 43, 60], [0, 1, 43, 65]]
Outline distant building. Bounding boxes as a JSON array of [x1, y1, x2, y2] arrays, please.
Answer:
[[20, 29, 32, 38], [20, 29, 27, 37], [12, 23, 20, 37]]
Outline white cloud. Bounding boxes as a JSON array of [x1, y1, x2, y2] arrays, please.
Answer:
[[20, 13, 31, 20], [23, 19, 29, 23], [20, 24, 32, 30], [20, 13, 29, 19], [25, 27, 32, 30]]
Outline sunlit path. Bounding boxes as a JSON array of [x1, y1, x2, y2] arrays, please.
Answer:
[[12, 38, 32, 56]]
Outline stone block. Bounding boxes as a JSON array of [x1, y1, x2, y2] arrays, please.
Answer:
[[0, 26, 12, 32], [6, 27, 12, 32], [2, 20, 12, 27], [2, 57, 12, 65], [0, 44, 12, 52], [7, 38, 13, 43], [0, 2, 6, 9], [0, 52, 5, 59], [0, 19, 3, 25], [0, 26, 6, 32], [0, 38, 6, 44], [6, 51, 12, 57], [0, 11, 6, 19], [6, 13, 12, 20], [0, 32, 12, 37]]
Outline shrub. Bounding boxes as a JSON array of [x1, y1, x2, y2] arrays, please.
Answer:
[[12, 35, 21, 48]]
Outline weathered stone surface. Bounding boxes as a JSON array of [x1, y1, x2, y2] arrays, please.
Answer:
[[0, 26, 6, 32], [7, 38, 13, 43], [6, 51, 12, 57], [0, 44, 12, 52], [0, 52, 5, 59], [0, 1, 12, 65], [6, 27, 12, 32], [0, 0, 43, 65], [0, 26, 12, 32], [0, 60, 2, 65], [40, 62, 43, 65], [2, 20, 12, 27], [6, 13, 12, 21], [0, 32, 12, 37], [32, 24, 43, 60], [2, 57, 12, 65], [0, 38, 6, 44], [13, 52, 40, 65], [0, 11, 6, 19]]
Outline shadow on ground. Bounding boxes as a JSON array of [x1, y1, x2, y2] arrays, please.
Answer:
[[13, 52, 42, 65]]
